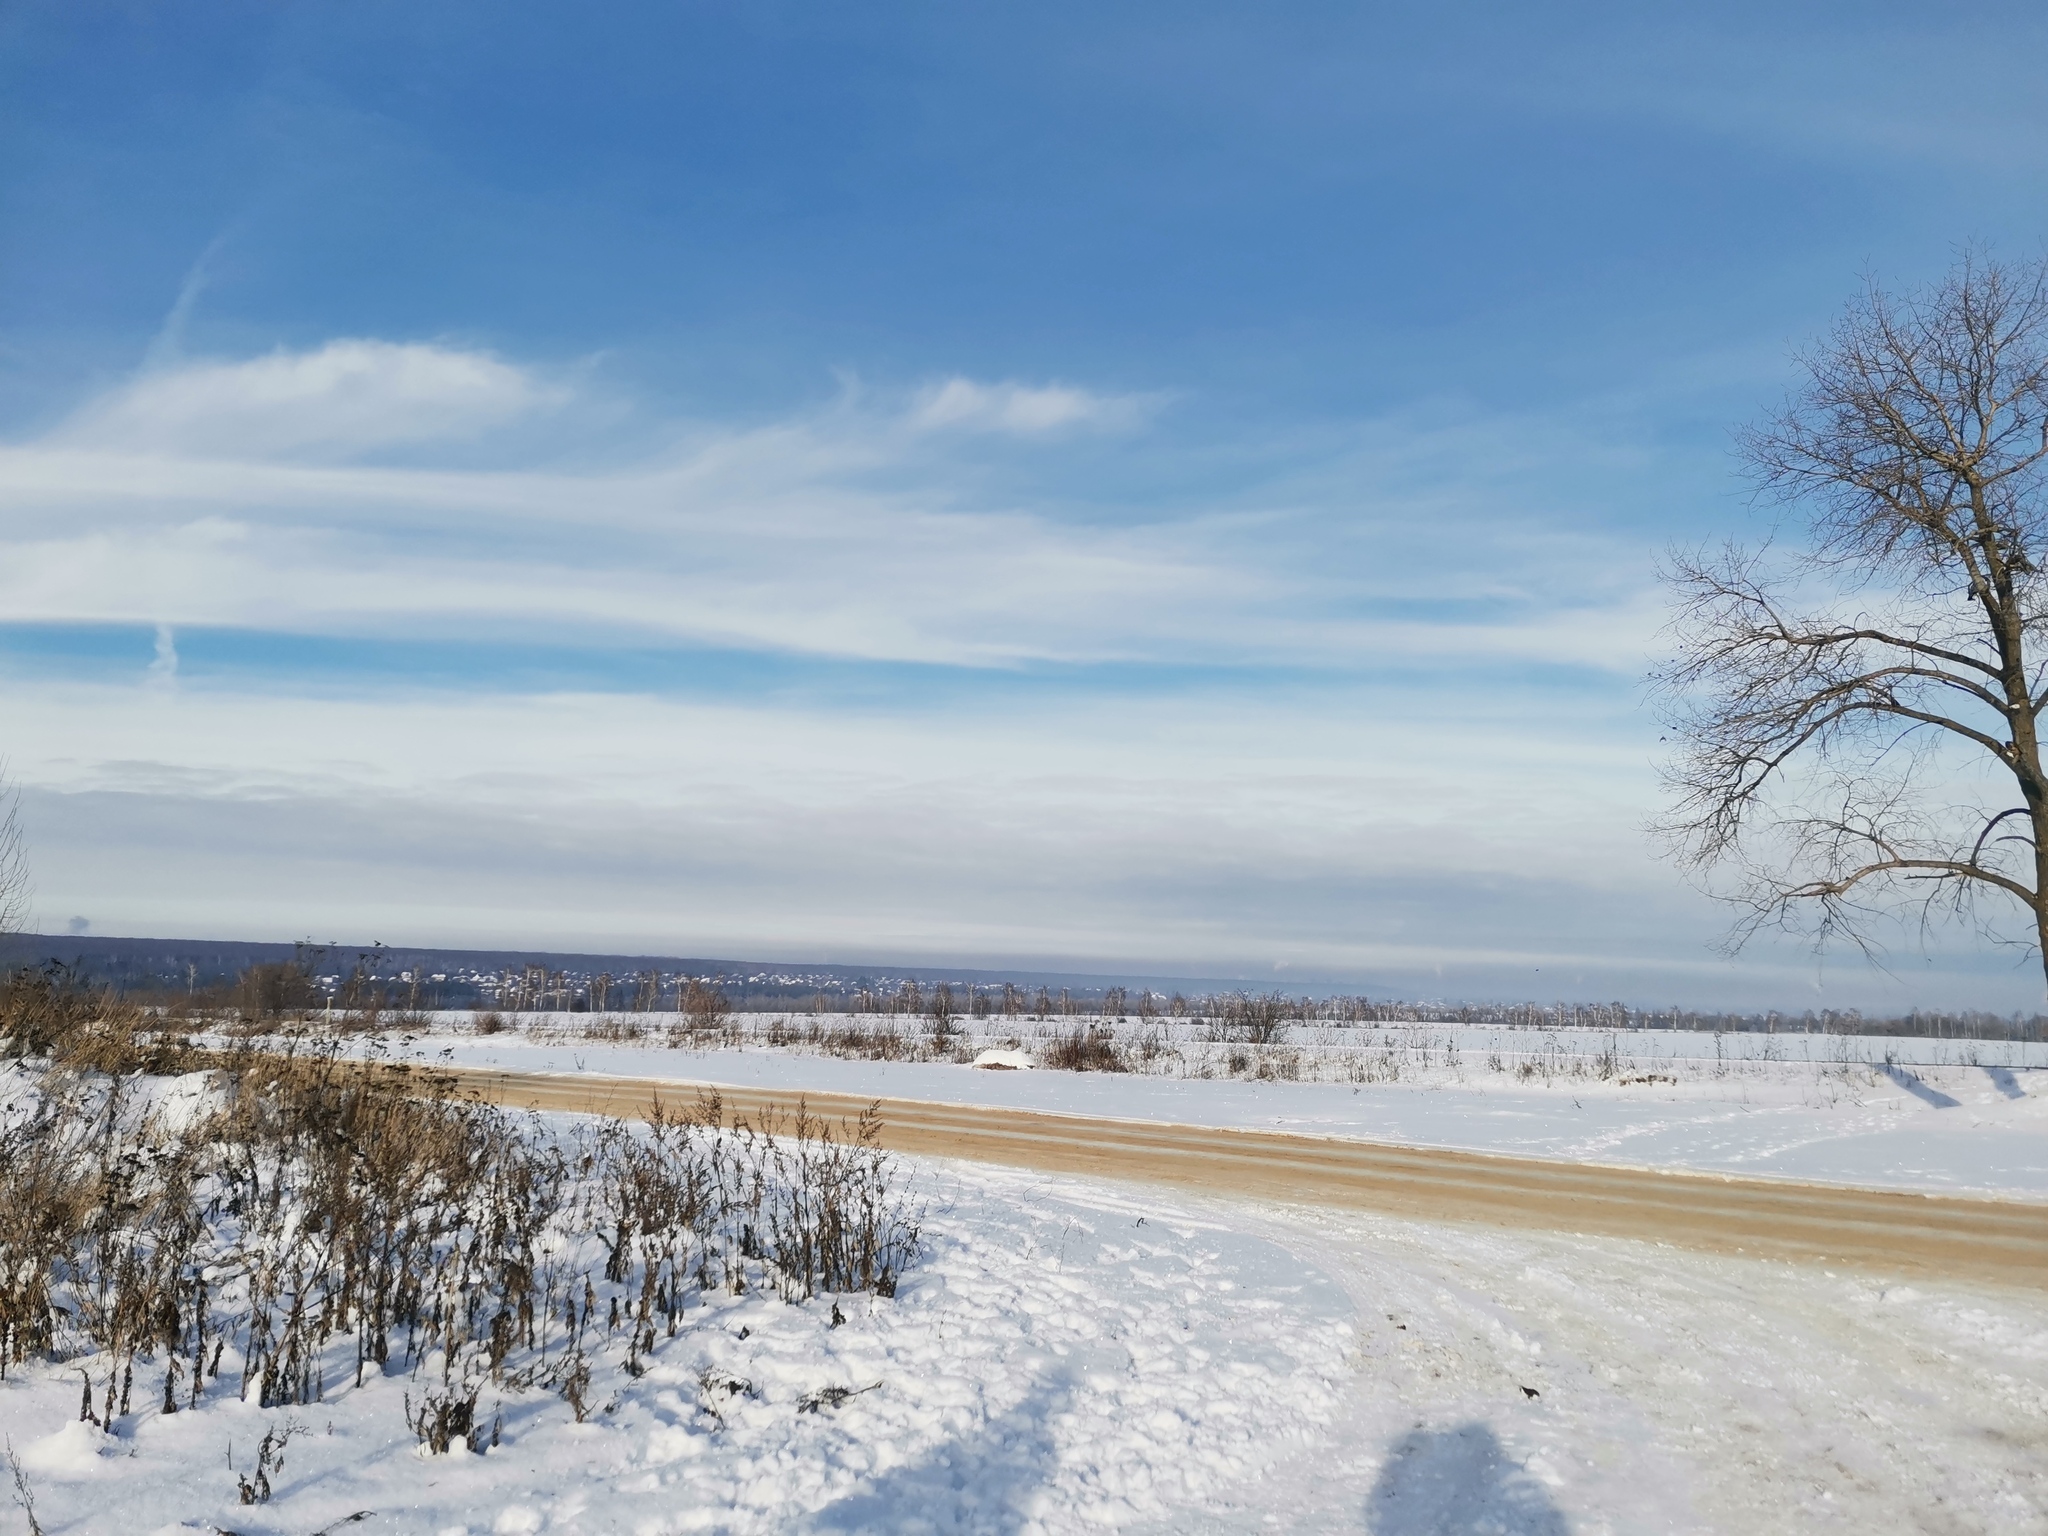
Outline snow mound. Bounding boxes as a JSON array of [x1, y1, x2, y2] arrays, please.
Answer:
[[17, 1419, 114, 1480], [973, 1048, 1034, 1070]]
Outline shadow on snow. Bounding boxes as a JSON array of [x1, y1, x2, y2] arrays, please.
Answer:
[[1984, 1064, 2028, 1100], [809, 1375, 1072, 1535], [1883, 1062, 1961, 1108], [1367, 1422, 1570, 1536]]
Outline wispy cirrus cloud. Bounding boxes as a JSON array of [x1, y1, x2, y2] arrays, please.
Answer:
[[909, 376, 1158, 435], [57, 339, 564, 460], [0, 340, 1658, 674]]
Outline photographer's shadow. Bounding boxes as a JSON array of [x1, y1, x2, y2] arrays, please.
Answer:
[[808, 1376, 1071, 1535], [1368, 1422, 1569, 1535]]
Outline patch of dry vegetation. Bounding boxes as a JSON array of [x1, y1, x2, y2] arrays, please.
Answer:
[[0, 965, 920, 1454], [1041, 1025, 1127, 1073]]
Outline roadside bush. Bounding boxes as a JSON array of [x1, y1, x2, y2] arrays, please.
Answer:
[[815, 1021, 908, 1061], [1043, 1026, 1126, 1073], [233, 960, 318, 1023], [679, 980, 731, 1036], [927, 987, 958, 1053], [1216, 992, 1293, 1045]]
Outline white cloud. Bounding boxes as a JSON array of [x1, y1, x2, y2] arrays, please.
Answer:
[[910, 376, 1152, 435], [0, 343, 1658, 674], [57, 339, 559, 460], [5, 340, 2011, 1002], [7, 676, 2023, 1007], [0, 675, 1678, 972], [145, 624, 178, 689]]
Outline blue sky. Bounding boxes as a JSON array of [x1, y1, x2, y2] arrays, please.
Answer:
[[3, 2, 2046, 1004]]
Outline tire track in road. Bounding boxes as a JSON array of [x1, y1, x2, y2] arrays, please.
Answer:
[[422, 1063, 2048, 1288]]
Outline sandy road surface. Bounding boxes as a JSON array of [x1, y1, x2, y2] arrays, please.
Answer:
[[421, 1062, 2048, 1288]]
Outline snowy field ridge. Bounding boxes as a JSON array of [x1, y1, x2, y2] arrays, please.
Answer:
[[365, 1013, 2048, 1202], [503, 1009, 2048, 1079]]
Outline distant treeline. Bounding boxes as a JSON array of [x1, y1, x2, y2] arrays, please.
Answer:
[[4, 935, 2042, 1041], [839, 985, 2048, 1042], [1326, 998, 2048, 1042]]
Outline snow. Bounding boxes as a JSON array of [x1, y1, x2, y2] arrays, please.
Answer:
[[1202, 1196, 2048, 1533], [0, 1146, 1357, 1534], [971, 1049, 1034, 1071], [6, 1022, 2042, 1530], [0, 1062, 233, 1140], [4, 1149, 2044, 1533], [362, 1018, 2048, 1201], [147, 1069, 235, 1135], [14, 1420, 114, 1481]]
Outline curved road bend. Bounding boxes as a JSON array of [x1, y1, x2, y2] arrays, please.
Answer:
[[419, 1063, 2048, 1290]]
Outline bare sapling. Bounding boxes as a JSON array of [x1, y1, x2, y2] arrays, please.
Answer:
[[679, 979, 731, 1038], [7, 1436, 44, 1536], [0, 773, 29, 939], [926, 985, 957, 1050]]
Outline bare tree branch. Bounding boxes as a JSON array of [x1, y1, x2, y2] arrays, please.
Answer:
[[0, 775, 27, 938], [1655, 250, 2048, 989]]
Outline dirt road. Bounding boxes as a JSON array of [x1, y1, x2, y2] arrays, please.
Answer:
[[429, 1063, 2048, 1288]]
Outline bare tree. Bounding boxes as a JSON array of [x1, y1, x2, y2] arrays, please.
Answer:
[[0, 777, 29, 936], [1656, 251, 2048, 985], [680, 977, 731, 1034]]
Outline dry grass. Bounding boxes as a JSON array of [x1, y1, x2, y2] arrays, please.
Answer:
[[1041, 1025, 1126, 1073], [0, 967, 920, 1453]]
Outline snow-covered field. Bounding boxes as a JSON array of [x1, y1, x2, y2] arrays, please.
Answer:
[[5, 1148, 2043, 1535], [367, 1015, 2048, 1200], [7, 1019, 2044, 1533]]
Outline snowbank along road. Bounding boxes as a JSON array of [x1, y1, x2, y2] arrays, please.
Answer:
[[423, 1063, 2048, 1289]]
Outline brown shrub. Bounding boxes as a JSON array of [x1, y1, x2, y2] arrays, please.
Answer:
[[1042, 1026, 1126, 1073], [0, 1032, 920, 1448]]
